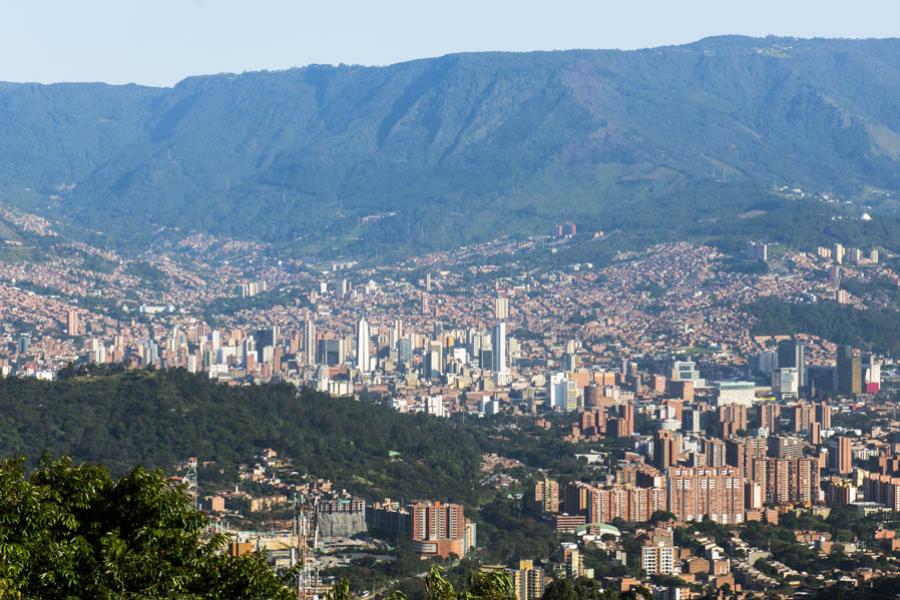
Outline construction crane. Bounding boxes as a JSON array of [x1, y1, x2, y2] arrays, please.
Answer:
[[291, 494, 322, 600]]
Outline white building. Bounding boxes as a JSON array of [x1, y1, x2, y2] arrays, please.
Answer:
[[641, 542, 677, 575], [547, 373, 578, 412], [772, 368, 799, 398], [425, 395, 447, 418], [714, 381, 756, 407], [492, 322, 509, 385], [356, 316, 370, 373]]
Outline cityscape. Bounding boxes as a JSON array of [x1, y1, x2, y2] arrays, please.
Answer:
[[3, 196, 900, 599], [2, 3, 900, 600]]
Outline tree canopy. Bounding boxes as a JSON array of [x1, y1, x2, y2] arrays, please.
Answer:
[[0, 456, 294, 599]]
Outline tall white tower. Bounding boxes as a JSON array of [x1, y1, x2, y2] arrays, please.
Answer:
[[492, 322, 508, 384], [356, 316, 371, 372]]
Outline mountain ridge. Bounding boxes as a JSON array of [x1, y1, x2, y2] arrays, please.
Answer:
[[2, 35, 900, 257]]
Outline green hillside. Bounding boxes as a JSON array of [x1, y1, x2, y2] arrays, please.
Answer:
[[2, 36, 900, 257], [0, 368, 480, 503]]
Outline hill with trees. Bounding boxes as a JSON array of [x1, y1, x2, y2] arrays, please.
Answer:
[[2, 36, 900, 258], [0, 368, 480, 503], [747, 297, 900, 354]]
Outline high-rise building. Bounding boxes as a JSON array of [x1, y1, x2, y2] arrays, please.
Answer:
[[682, 408, 701, 434], [666, 467, 744, 524], [768, 436, 804, 459], [492, 322, 509, 384], [495, 297, 509, 320], [318, 338, 345, 366], [547, 373, 577, 412], [303, 319, 317, 366], [777, 339, 806, 388], [865, 355, 882, 393], [726, 437, 767, 479], [718, 405, 748, 438], [836, 436, 853, 475], [654, 430, 681, 470], [510, 560, 545, 600], [424, 340, 443, 379], [788, 401, 814, 433], [833, 243, 845, 265], [564, 481, 592, 515], [815, 401, 831, 430], [670, 360, 703, 386], [66, 309, 80, 337], [588, 484, 666, 524], [642, 540, 678, 576], [757, 402, 782, 433], [356, 317, 370, 372], [863, 474, 900, 509], [837, 345, 862, 396], [425, 395, 446, 418], [398, 338, 412, 368], [406, 500, 473, 559], [761, 457, 820, 505], [254, 327, 277, 358], [703, 437, 727, 467], [609, 403, 635, 438], [749, 350, 778, 375], [534, 478, 560, 513], [562, 543, 583, 578], [809, 422, 821, 446], [746, 241, 769, 262], [772, 368, 800, 398]]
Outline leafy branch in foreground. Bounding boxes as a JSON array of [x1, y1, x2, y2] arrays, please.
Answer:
[[325, 567, 515, 600], [0, 456, 294, 599]]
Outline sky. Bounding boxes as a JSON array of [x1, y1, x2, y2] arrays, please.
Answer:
[[2, 0, 898, 87]]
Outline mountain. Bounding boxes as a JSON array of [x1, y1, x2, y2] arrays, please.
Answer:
[[3, 36, 900, 257]]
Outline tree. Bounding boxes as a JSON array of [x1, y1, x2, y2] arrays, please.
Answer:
[[0, 457, 295, 599], [542, 577, 625, 600], [647, 510, 677, 525], [327, 567, 514, 600]]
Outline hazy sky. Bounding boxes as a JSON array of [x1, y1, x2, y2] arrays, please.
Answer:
[[2, 0, 898, 87]]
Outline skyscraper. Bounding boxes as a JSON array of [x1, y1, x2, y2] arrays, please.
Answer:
[[303, 318, 317, 366], [837, 345, 862, 396], [836, 436, 853, 475], [777, 339, 806, 388], [424, 340, 443, 379], [356, 316, 370, 372], [654, 430, 680, 470], [492, 322, 509, 384], [495, 296, 509, 320], [398, 338, 412, 368]]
